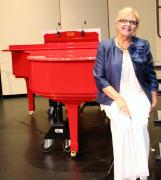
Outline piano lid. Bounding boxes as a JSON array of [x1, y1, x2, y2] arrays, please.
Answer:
[[8, 30, 99, 52], [43, 30, 99, 43], [27, 30, 99, 61]]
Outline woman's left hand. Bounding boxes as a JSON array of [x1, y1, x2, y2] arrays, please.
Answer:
[[150, 91, 157, 114], [150, 91, 158, 113], [150, 103, 156, 113]]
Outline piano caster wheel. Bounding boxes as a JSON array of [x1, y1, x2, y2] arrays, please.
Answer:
[[70, 151, 77, 157], [63, 139, 71, 153], [41, 139, 54, 152], [29, 111, 34, 115]]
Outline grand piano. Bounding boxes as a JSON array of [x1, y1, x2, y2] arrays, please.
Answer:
[[5, 30, 99, 157]]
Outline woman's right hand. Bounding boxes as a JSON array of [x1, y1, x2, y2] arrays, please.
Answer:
[[102, 86, 131, 119], [115, 96, 131, 119]]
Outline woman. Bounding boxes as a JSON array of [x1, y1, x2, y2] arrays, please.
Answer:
[[93, 7, 158, 180]]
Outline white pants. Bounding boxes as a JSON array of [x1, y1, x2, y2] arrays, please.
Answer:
[[101, 93, 151, 180]]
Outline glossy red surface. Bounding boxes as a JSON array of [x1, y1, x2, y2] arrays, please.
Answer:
[[6, 30, 99, 153]]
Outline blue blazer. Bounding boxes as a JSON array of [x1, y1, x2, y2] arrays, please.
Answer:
[[93, 36, 159, 105]]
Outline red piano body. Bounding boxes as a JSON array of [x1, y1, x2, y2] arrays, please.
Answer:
[[5, 30, 99, 156]]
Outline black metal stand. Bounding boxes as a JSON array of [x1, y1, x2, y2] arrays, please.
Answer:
[[46, 100, 70, 139], [42, 100, 101, 153], [153, 109, 161, 164], [155, 142, 161, 164], [42, 100, 70, 152], [44, 122, 70, 140]]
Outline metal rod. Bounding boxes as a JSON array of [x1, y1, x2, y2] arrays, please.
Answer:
[[156, 0, 161, 38]]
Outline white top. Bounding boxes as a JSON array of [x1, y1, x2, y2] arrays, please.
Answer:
[[120, 50, 145, 96]]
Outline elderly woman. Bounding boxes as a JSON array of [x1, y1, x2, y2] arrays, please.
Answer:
[[93, 7, 158, 180]]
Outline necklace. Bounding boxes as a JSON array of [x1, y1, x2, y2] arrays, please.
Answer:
[[115, 37, 131, 51]]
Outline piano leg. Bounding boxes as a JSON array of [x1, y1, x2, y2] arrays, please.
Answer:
[[25, 78, 35, 114], [66, 104, 78, 157]]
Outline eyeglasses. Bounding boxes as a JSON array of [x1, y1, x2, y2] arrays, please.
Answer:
[[118, 19, 137, 26]]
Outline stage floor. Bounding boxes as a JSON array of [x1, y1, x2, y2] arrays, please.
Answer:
[[0, 95, 160, 180]]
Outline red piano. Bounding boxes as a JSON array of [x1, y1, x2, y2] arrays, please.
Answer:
[[5, 30, 99, 156]]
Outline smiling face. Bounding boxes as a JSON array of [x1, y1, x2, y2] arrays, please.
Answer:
[[116, 15, 137, 37], [115, 7, 139, 38]]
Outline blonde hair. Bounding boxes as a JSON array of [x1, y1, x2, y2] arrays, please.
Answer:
[[116, 7, 140, 26]]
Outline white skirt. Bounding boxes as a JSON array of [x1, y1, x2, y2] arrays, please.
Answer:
[[101, 92, 151, 180]]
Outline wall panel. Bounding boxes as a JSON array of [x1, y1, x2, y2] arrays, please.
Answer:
[[0, 0, 60, 95], [60, 0, 109, 40]]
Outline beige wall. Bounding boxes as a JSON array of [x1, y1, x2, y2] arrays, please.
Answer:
[[0, 0, 60, 95], [60, 0, 109, 40], [0, 0, 160, 95], [155, 0, 161, 64]]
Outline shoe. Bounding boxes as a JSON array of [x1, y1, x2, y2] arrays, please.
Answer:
[[41, 139, 54, 152], [139, 177, 148, 180], [63, 139, 71, 152]]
